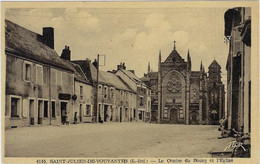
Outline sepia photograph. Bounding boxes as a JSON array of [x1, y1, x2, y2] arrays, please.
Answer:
[[1, 1, 259, 163]]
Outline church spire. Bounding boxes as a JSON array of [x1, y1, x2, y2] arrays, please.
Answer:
[[148, 62, 151, 73], [159, 50, 161, 62], [159, 50, 162, 68], [187, 49, 191, 62], [187, 49, 191, 70], [200, 61, 203, 71]]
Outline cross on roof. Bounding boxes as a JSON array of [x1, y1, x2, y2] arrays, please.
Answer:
[[173, 40, 176, 50]]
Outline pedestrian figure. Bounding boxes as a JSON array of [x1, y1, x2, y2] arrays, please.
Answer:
[[73, 112, 78, 124], [64, 112, 69, 125], [61, 109, 66, 125]]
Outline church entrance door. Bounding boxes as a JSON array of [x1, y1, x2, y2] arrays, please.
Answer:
[[169, 109, 178, 124], [189, 110, 199, 125]]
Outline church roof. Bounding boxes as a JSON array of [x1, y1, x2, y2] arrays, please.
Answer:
[[164, 49, 185, 63], [209, 60, 221, 69]]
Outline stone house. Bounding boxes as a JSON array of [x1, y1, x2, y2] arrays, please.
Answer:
[[59, 46, 94, 124], [224, 7, 251, 133], [73, 59, 113, 123], [115, 63, 152, 122], [102, 71, 136, 122], [5, 20, 75, 128]]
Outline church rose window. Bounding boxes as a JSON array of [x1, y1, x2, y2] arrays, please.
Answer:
[[166, 78, 181, 93]]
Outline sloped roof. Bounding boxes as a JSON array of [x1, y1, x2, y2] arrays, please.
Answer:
[[73, 60, 108, 85], [148, 72, 158, 79], [120, 69, 143, 83], [101, 71, 134, 92], [140, 76, 150, 82], [164, 49, 185, 63], [209, 60, 221, 69], [5, 19, 74, 72], [69, 61, 91, 84], [89, 63, 107, 84]]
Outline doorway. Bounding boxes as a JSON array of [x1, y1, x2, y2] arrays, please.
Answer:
[[104, 105, 109, 122], [189, 110, 199, 125], [169, 109, 178, 124], [60, 102, 67, 124], [29, 99, 34, 125], [120, 107, 122, 122], [38, 100, 43, 124], [79, 104, 82, 122]]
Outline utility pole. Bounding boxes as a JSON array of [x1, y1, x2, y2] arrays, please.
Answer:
[[49, 66, 52, 125], [95, 54, 106, 123], [96, 54, 99, 123]]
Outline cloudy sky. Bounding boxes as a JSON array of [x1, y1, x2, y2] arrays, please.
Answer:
[[5, 6, 229, 81]]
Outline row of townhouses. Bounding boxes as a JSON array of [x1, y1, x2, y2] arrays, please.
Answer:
[[5, 19, 151, 129]]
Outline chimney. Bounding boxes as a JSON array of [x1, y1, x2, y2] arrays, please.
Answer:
[[42, 27, 54, 49], [117, 62, 126, 70], [60, 45, 71, 61], [92, 59, 98, 69]]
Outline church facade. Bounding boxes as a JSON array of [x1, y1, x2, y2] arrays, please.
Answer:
[[142, 43, 225, 125]]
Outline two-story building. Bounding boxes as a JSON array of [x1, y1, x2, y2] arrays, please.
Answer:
[[73, 59, 137, 123], [102, 71, 136, 122], [115, 63, 151, 122], [5, 20, 75, 128], [73, 59, 113, 123], [59, 46, 94, 124]]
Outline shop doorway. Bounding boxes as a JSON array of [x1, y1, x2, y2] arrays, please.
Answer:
[[60, 102, 68, 124]]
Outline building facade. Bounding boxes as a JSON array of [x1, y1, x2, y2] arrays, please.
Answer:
[[5, 20, 75, 128], [224, 7, 251, 133], [73, 59, 139, 123], [60, 46, 94, 124], [143, 43, 225, 125], [115, 63, 152, 122]]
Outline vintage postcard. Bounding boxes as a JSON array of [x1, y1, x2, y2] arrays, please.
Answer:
[[1, 1, 259, 164]]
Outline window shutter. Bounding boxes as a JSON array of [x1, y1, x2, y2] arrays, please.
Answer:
[[23, 62, 26, 81], [22, 99, 28, 117]]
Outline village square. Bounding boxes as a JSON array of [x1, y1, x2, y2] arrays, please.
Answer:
[[3, 5, 252, 159]]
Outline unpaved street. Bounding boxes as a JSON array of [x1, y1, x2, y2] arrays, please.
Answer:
[[5, 122, 233, 157]]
